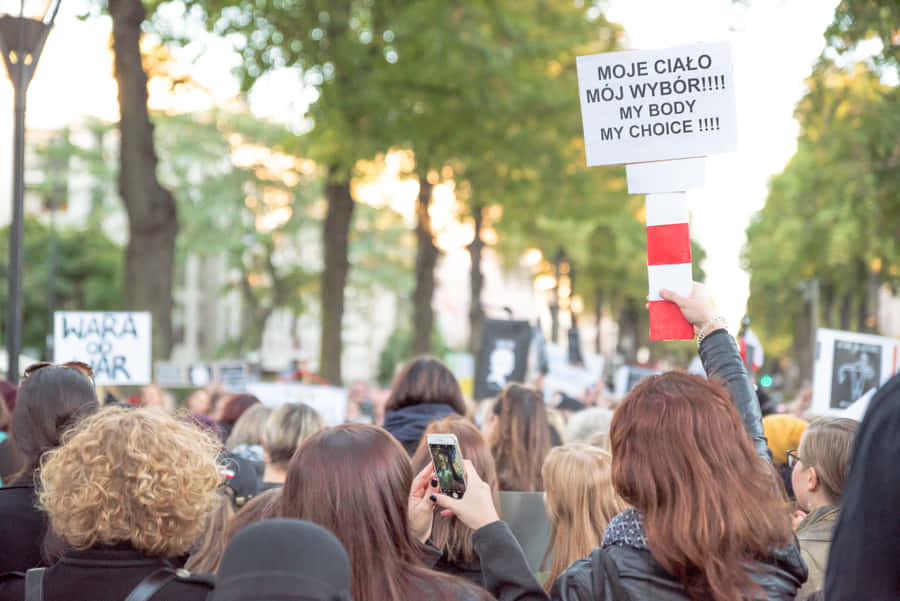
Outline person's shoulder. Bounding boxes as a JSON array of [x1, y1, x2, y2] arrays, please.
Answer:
[[0, 571, 24, 601], [154, 571, 214, 601]]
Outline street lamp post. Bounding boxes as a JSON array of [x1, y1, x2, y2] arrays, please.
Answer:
[[0, 0, 60, 379]]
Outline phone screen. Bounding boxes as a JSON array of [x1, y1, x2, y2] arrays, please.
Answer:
[[429, 443, 467, 498]]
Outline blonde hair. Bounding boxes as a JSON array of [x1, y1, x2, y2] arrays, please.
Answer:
[[39, 407, 221, 557], [226, 404, 272, 450], [186, 489, 235, 573], [798, 417, 858, 504], [262, 403, 325, 467], [541, 443, 625, 593]]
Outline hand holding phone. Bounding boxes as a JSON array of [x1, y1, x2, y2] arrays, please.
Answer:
[[426, 433, 467, 499]]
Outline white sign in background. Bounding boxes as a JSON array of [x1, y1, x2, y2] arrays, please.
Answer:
[[812, 328, 899, 418], [245, 382, 348, 427], [577, 41, 737, 166], [54, 311, 152, 385]]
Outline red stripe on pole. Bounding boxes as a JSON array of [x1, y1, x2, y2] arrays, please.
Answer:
[[648, 300, 694, 341], [646, 223, 691, 266]]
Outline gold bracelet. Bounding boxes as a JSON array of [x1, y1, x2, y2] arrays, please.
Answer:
[[696, 315, 727, 347]]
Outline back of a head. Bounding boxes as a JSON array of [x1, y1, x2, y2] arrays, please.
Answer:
[[491, 384, 551, 491], [224, 488, 282, 548], [215, 519, 351, 601], [763, 413, 809, 465], [221, 394, 262, 426], [281, 424, 477, 601], [386, 356, 466, 414], [262, 403, 324, 467], [798, 416, 858, 504], [611, 371, 792, 601], [11, 364, 98, 479], [826, 375, 900, 599], [564, 406, 614, 450], [39, 406, 220, 557], [411, 415, 500, 563], [226, 404, 272, 450], [541, 443, 624, 592]]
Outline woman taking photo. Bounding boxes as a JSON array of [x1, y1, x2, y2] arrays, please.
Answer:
[[280, 423, 545, 601], [411, 416, 501, 585], [548, 284, 806, 601]]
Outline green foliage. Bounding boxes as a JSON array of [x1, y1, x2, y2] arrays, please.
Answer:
[[376, 320, 450, 387], [825, 0, 900, 68], [744, 59, 900, 358], [0, 218, 124, 357]]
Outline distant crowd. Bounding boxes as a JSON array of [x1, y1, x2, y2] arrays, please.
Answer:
[[0, 283, 897, 601]]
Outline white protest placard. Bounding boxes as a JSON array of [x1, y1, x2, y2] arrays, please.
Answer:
[[576, 41, 737, 166], [245, 382, 348, 427], [812, 328, 899, 417], [54, 311, 152, 385]]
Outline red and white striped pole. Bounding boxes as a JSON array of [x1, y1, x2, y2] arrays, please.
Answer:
[[626, 159, 704, 341]]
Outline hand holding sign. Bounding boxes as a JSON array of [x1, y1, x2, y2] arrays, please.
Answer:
[[658, 283, 721, 337]]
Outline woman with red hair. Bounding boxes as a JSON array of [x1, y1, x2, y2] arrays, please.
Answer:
[[504, 283, 807, 601]]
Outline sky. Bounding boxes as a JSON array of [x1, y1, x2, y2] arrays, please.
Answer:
[[0, 0, 843, 336]]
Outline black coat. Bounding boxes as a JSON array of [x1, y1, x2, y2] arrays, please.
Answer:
[[0, 544, 212, 601], [0, 482, 47, 574], [471, 520, 547, 601]]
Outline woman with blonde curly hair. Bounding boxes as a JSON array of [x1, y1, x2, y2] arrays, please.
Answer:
[[0, 407, 221, 601]]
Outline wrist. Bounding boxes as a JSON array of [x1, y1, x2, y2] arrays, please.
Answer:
[[696, 315, 727, 346]]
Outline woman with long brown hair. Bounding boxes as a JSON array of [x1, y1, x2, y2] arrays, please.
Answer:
[[485, 384, 551, 491], [540, 444, 624, 593], [281, 423, 546, 601], [548, 284, 806, 601], [411, 416, 501, 586]]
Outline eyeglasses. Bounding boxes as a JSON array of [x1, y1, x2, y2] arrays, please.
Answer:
[[786, 449, 807, 469], [23, 361, 95, 388]]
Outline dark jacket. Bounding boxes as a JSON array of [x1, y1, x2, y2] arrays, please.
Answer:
[[471, 520, 547, 601], [826, 373, 900, 601], [383, 403, 458, 455], [429, 550, 484, 588], [0, 544, 212, 601], [554, 509, 806, 601], [551, 330, 807, 601], [0, 481, 47, 574]]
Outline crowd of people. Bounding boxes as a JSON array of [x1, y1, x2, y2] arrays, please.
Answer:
[[0, 283, 897, 600]]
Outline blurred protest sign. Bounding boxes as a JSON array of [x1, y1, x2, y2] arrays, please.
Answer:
[[812, 328, 900, 416], [614, 364, 661, 398], [541, 343, 604, 402], [474, 319, 532, 400], [246, 382, 347, 426], [576, 41, 737, 166], [446, 352, 475, 398], [54, 311, 151, 385]]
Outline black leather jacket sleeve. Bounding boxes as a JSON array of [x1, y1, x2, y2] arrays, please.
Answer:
[[473, 520, 549, 601], [698, 329, 770, 462]]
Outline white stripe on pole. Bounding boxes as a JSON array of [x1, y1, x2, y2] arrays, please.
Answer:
[[645, 192, 690, 227], [647, 263, 693, 301]]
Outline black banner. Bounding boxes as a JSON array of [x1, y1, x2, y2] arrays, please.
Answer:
[[474, 319, 532, 400]]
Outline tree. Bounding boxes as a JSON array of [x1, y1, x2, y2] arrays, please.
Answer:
[[109, 0, 180, 360], [0, 218, 124, 356]]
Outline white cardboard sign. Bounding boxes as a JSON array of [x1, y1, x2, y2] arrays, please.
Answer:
[[577, 41, 737, 166], [245, 382, 348, 427], [54, 311, 152, 385], [812, 328, 899, 417]]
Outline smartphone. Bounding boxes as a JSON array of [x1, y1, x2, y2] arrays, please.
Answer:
[[426, 433, 467, 499]]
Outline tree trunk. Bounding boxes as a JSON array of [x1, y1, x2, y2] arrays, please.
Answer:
[[110, 0, 177, 360], [616, 299, 639, 364], [839, 290, 853, 330], [467, 205, 485, 356], [855, 260, 869, 332], [320, 168, 354, 385], [411, 179, 437, 356], [865, 265, 880, 333], [822, 282, 835, 329]]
